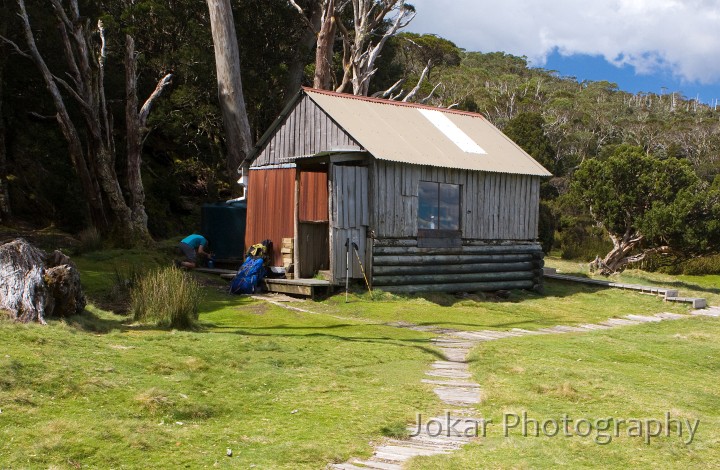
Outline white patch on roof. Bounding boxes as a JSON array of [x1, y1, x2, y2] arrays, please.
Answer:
[[418, 108, 487, 155]]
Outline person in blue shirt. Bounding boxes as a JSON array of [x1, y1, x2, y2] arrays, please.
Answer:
[[177, 234, 209, 269]]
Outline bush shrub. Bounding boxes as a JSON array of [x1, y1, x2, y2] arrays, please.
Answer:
[[558, 225, 612, 261], [680, 254, 720, 275], [131, 267, 202, 329]]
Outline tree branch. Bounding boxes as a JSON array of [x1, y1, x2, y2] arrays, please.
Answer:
[[51, 73, 91, 111], [402, 59, 430, 102], [27, 112, 57, 121], [0, 35, 31, 59], [372, 78, 405, 98], [419, 81, 443, 104], [138, 73, 173, 128], [287, 0, 319, 33]]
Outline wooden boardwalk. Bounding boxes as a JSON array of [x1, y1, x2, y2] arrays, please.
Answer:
[[329, 305, 720, 469], [544, 269, 707, 308]]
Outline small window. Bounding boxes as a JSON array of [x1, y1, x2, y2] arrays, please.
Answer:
[[418, 181, 461, 231]]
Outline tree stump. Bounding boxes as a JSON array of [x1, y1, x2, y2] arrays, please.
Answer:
[[0, 238, 86, 324]]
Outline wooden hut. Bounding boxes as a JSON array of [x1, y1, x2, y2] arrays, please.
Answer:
[[245, 88, 551, 293]]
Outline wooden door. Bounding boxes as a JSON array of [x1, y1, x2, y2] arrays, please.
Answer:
[[331, 165, 369, 282]]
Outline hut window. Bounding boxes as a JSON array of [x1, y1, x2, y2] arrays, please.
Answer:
[[418, 181, 461, 231]]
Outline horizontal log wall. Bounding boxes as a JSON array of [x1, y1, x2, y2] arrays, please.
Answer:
[[253, 96, 363, 167], [372, 240, 544, 293], [371, 160, 541, 240]]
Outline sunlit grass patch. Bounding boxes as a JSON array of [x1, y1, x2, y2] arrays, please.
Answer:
[[407, 318, 720, 469]]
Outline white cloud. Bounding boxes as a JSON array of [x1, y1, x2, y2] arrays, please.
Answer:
[[406, 0, 720, 84]]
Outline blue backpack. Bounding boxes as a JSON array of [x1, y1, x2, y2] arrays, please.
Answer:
[[229, 240, 271, 295]]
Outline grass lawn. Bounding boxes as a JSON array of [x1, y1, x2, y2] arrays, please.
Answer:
[[302, 280, 689, 332], [0, 294, 438, 468], [547, 256, 720, 307], [407, 317, 720, 469], [0, 245, 715, 468]]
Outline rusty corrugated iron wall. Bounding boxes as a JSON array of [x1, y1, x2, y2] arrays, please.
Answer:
[[245, 168, 328, 267], [300, 170, 329, 222]]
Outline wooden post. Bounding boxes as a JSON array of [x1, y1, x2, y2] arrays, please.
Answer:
[[328, 164, 335, 284], [294, 166, 301, 279]]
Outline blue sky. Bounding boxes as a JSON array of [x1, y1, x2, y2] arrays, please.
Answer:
[[405, 0, 720, 105], [542, 50, 720, 104]]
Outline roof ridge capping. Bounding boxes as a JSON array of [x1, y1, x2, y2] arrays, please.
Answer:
[[301, 86, 487, 119]]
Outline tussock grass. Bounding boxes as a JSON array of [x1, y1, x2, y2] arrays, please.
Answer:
[[131, 267, 202, 329], [76, 227, 103, 254]]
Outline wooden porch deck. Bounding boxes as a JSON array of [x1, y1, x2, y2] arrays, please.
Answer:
[[262, 278, 333, 299], [200, 267, 333, 299]]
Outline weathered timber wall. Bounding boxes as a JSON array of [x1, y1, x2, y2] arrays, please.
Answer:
[[253, 96, 363, 167], [372, 239, 544, 293], [370, 160, 541, 240], [330, 164, 369, 282]]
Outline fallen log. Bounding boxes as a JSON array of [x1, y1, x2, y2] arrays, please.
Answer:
[[0, 238, 86, 324]]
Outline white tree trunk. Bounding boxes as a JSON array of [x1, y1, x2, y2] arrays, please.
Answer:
[[125, 35, 172, 245], [337, 0, 415, 96], [206, 0, 253, 173]]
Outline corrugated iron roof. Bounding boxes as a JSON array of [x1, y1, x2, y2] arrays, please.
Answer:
[[303, 88, 552, 176]]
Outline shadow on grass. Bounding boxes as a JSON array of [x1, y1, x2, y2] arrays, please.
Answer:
[[63, 309, 210, 334], [61, 310, 132, 333], [630, 278, 720, 296], [214, 326, 447, 361], [349, 280, 612, 307]]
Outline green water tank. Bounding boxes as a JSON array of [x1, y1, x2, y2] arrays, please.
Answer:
[[200, 201, 247, 261]]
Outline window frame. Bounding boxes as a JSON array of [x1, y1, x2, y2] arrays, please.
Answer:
[[417, 181, 462, 241]]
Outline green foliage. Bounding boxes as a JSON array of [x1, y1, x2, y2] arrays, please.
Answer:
[[131, 267, 202, 329], [537, 201, 556, 254], [503, 112, 556, 174], [572, 145, 716, 258], [559, 228, 613, 261], [5, 0, 720, 254], [678, 254, 720, 275], [396, 33, 462, 72]]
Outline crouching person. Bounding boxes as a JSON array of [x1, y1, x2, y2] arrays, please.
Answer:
[[177, 233, 209, 269]]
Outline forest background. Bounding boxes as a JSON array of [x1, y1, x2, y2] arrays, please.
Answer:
[[2, 0, 720, 274]]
